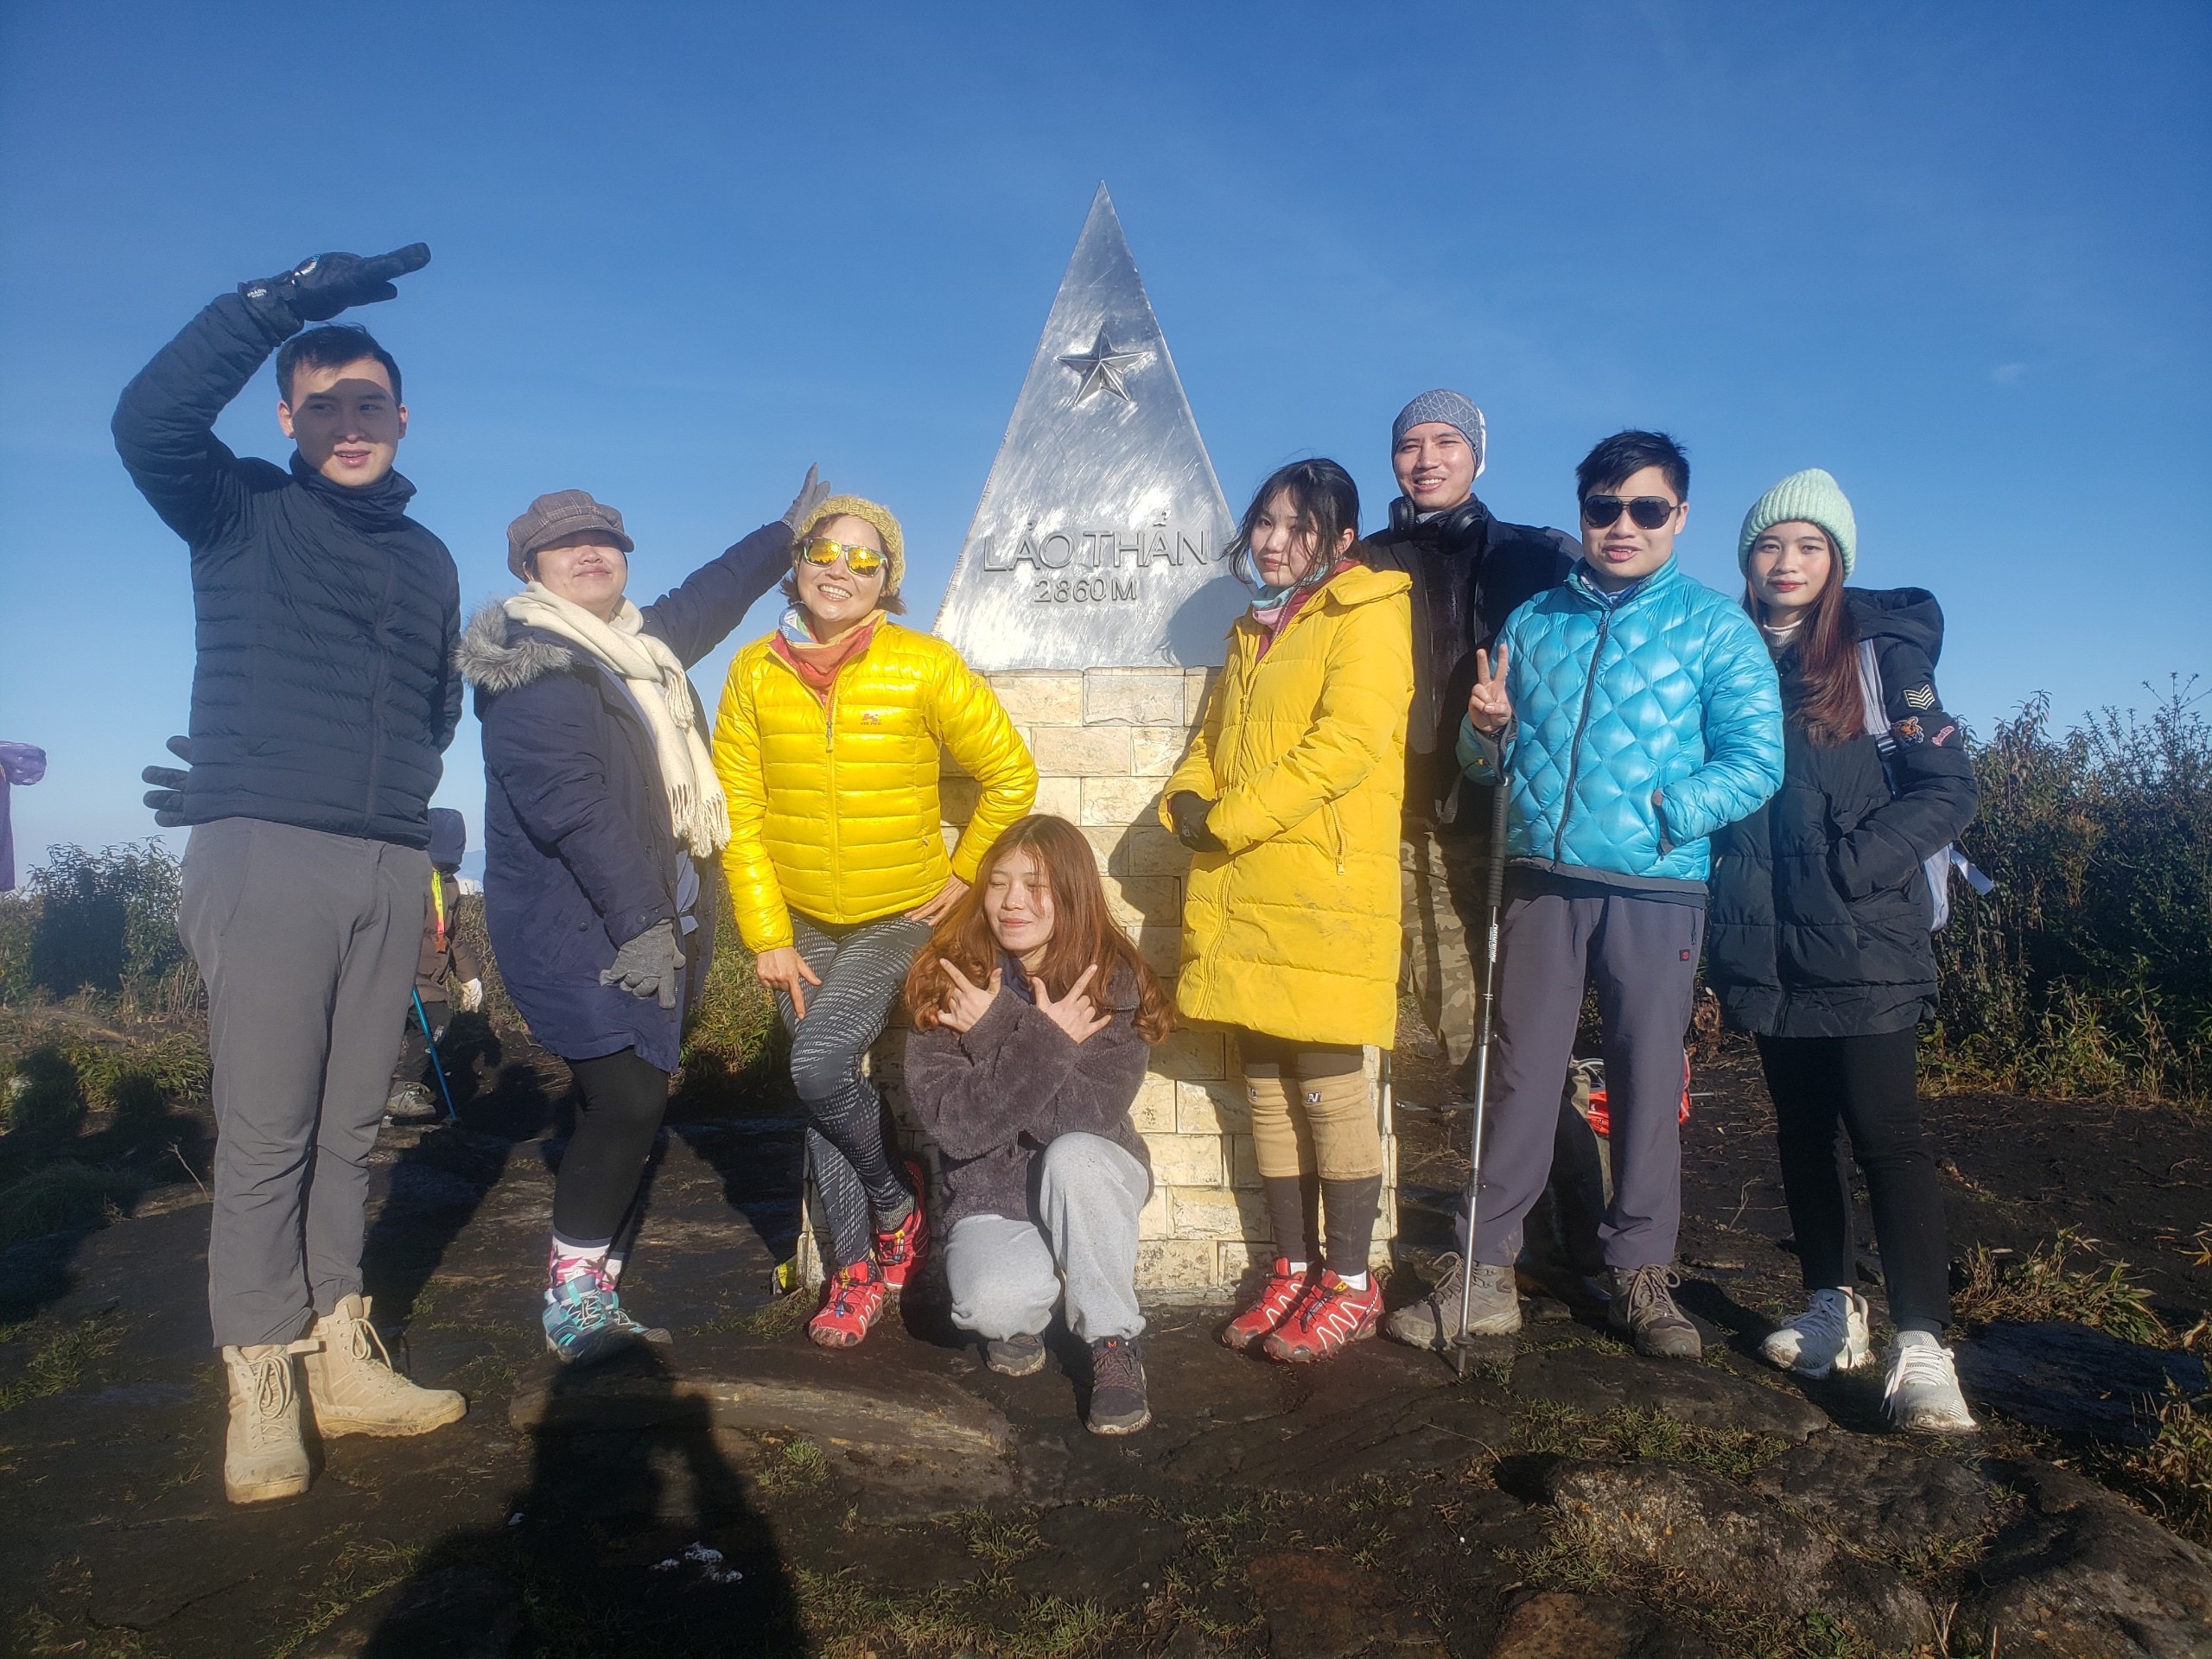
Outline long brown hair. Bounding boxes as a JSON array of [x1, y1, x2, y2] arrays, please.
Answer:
[[905, 815, 1174, 1043], [1745, 537, 1861, 747]]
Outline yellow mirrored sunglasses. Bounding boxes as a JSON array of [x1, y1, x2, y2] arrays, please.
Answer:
[[794, 536, 888, 575]]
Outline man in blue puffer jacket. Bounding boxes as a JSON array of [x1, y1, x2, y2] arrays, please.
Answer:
[[114, 246, 467, 1504], [1427, 431, 1782, 1358]]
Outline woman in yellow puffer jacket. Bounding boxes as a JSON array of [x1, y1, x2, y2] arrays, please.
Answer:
[[1162, 460, 1413, 1364], [712, 494, 1035, 1349]]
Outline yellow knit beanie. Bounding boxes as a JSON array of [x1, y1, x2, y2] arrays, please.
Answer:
[[797, 495, 906, 594]]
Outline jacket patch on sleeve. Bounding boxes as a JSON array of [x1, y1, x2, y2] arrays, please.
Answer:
[[1931, 723, 1956, 747], [1890, 716, 1926, 747], [1904, 683, 1936, 710]]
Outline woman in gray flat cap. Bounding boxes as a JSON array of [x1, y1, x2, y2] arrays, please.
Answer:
[[459, 468, 830, 1366]]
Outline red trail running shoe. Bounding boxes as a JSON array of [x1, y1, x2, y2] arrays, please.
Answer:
[[1264, 1269, 1382, 1363], [808, 1260, 888, 1349], [1220, 1258, 1311, 1352], [874, 1162, 930, 1294]]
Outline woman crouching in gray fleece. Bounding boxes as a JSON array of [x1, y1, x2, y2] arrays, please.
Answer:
[[900, 814, 1173, 1436]]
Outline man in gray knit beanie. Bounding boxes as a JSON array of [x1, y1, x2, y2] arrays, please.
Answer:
[[1389, 388, 1488, 482]]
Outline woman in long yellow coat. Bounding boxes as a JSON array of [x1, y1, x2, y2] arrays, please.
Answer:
[[712, 493, 1035, 1349], [1161, 459, 1413, 1363]]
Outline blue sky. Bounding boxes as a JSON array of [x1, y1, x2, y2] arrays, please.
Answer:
[[2, 3, 2206, 864]]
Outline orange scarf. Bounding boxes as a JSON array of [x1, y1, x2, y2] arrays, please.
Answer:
[[771, 608, 884, 699]]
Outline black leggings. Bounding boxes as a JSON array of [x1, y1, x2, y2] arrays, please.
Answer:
[[554, 1048, 670, 1248], [1758, 1027, 1951, 1333]]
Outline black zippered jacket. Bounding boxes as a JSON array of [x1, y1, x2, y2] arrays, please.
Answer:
[[1707, 588, 1978, 1039], [1363, 500, 1573, 828], [112, 293, 461, 849]]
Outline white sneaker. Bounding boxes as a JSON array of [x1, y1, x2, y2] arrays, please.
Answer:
[[1759, 1287, 1872, 1378], [1883, 1331, 1979, 1432]]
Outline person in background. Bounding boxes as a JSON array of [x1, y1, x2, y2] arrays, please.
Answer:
[[386, 806, 484, 1122], [1407, 430, 1783, 1360], [902, 815, 1174, 1435], [1707, 469, 1980, 1431], [0, 743, 46, 893], [113, 245, 467, 1504], [461, 480, 817, 1365], [712, 495, 1036, 1351], [1362, 391, 1574, 1092], [1164, 459, 1414, 1363]]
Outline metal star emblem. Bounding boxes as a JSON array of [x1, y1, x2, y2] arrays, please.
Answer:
[[1058, 327, 1145, 404]]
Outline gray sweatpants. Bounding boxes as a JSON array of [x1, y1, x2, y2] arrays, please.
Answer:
[[1456, 884, 1702, 1271], [944, 1134, 1148, 1344], [180, 817, 429, 1348]]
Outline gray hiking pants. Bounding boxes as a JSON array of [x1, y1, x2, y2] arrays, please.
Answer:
[[1455, 884, 1701, 1272], [944, 1134, 1149, 1344], [180, 817, 429, 1348]]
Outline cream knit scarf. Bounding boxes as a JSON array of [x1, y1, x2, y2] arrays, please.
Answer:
[[503, 583, 730, 856]]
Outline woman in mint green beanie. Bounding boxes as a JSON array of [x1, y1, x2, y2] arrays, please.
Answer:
[[1705, 467, 1982, 1431]]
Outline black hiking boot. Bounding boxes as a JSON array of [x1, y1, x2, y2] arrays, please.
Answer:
[[1085, 1336, 1151, 1436]]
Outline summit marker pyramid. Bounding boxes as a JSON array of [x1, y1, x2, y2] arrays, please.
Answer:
[[934, 185, 1243, 671]]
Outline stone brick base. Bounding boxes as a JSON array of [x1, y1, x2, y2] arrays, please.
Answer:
[[793, 667, 1397, 1300]]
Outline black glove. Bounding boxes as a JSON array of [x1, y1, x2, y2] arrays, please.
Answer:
[[238, 243, 431, 330], [1168, 791, 1226, 853], [599, 919, 686, 1010], [141, 734, 193, 827]]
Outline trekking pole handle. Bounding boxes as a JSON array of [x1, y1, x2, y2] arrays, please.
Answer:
[[1484, 774, 1510, 910]]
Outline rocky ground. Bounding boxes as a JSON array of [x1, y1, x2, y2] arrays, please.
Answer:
[[1, 1017, 2208, 1659]]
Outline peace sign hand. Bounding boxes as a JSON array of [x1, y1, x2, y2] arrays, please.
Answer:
[[1033, 963, 1110, 1045], [938, 960, 1002, 1034], [1466, 643, 1514, 736]]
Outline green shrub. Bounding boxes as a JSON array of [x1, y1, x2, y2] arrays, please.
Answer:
[[0, 1160, 140, 1249], [1931, 680, 2212, 1107], [10, 841, 197, 1009], [1952, 1227, 2169, 1347], [0, 892, 34, 1004]]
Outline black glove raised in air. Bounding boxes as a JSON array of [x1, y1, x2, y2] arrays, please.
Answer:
[[599, 919, 686, 1011], [238, 243, 431, 331], [141, 734, 193, 827]]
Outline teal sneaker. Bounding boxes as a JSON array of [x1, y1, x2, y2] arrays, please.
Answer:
[[542, 1265, 668, 1366]]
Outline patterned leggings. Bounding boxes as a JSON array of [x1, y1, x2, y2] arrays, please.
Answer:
[[775, 911, 934, 1267]]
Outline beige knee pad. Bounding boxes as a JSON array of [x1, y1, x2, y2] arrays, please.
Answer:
[[1243, 1072, 1311, 1180], [1297, 1073, 1385, 1181]]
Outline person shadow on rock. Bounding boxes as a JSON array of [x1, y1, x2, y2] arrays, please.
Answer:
[[361, 1348, 802, 1657]]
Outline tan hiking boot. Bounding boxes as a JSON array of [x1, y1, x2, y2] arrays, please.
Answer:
[[222, 1341, 314, 1503], [302, 1294, 466, 1438]]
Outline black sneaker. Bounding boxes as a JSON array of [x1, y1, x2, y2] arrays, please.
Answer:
[[985, 1332, 1046, 1377], [1085, 1336, 1151, 1436]]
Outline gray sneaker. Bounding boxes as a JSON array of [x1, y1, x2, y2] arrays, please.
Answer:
[[1382, 1255, 1521, 1350], [985, 1332, 1046, 1377], [1606, 1265, 1701, 1358]]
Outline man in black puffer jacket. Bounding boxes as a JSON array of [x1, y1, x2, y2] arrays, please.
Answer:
[[113, 246, 467, 1505], [1363, 391, 1573, 1088]]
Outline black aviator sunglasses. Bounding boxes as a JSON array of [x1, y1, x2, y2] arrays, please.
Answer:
[[1580, 494, 1679, 531]]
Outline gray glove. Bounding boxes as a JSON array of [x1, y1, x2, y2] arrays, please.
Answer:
[[141, 734, 193, 827], [600, 919, 685, 1010], [780, 463, 832, 533]]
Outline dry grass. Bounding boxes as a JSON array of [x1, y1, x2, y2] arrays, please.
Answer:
[[1951, 1227, 2171, 1346]]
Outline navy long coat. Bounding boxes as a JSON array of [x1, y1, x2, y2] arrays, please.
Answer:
[[460, 525, 789, 1071]]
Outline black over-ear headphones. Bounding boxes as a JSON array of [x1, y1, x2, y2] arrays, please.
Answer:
[[1388, 493, 1487, 550]]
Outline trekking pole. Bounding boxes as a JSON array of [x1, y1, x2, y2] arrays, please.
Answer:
[[1453, 776, 1512, 1379], [412, 987, 459, 1124]]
